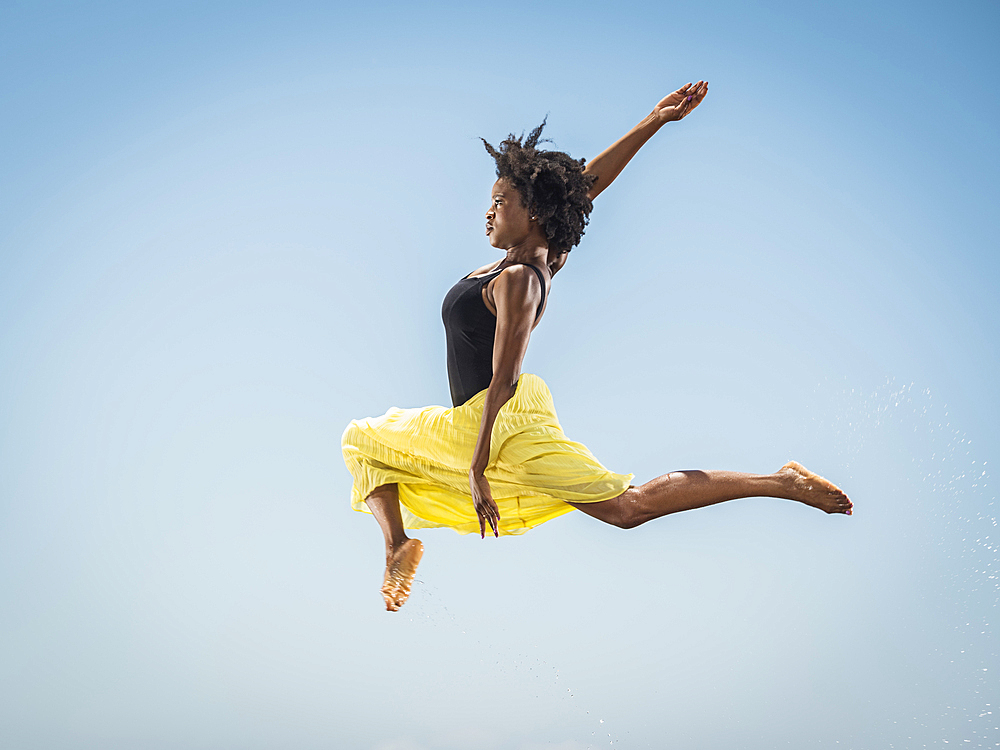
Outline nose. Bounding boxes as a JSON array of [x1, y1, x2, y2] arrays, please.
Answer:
[[485, 204, 495, 219]]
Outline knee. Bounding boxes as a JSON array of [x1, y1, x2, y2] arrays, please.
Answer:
[[612, 493, 649, 530], [615, 510, 646, 529]]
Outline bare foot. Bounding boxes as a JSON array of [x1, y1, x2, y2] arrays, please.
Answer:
[[779, 461, 853, 515], [381, 539, 424, 611]]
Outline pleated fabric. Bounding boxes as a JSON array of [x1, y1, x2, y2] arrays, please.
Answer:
[[342, 373, 633, 535]]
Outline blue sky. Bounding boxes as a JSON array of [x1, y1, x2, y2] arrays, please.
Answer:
[[1, 2, 998, 748]]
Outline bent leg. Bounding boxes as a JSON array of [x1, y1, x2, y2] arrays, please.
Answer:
[[365, 483, 424, 611], [366, 483, 410, 556], [569, 462, 852, 529]]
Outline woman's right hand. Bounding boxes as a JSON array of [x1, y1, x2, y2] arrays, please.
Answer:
[[652, 81, 709, 124], [470, 469, 500, 539]]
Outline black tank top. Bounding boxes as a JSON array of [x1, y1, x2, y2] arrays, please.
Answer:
[[441, 262, 547, 407]]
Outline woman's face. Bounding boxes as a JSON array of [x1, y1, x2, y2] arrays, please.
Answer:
[[485, 179, 534, 249]]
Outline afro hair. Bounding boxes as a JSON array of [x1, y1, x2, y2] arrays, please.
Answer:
[[482, 119, 596, 253]]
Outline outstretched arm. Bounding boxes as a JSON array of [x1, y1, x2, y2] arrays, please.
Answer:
[[584, 81, 708, 201]]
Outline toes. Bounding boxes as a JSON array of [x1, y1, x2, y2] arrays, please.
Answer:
[[381, 574, 401, 606], [383, 582, 404, 611]]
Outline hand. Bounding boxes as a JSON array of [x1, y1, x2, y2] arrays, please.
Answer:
[[652, 81, 708, 124], [469, 469, 500, 538]]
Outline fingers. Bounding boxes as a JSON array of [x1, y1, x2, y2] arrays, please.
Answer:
[[473, 478, 501, 539], [484, 497, 500, 538], [655, 82, 692, 110], [476, 503, 500, 538], [679, 81, 708, 119], [672, 80, 706, 100], [660, 81, 705, 121]]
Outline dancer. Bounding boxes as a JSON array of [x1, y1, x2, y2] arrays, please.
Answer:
[[342, 81, 852, 611]]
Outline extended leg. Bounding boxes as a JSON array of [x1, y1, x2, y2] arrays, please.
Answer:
[[570, 461, 852, 528], [365, 483, 424, 611]]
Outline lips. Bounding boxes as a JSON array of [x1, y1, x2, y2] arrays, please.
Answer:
[[486, 224, 493, 234]]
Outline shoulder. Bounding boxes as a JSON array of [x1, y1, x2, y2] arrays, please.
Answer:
[[495, 264, 543, 296], [491, 265, 544, 314]]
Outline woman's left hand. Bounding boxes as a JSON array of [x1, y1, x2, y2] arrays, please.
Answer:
[[652, 80, 709, 124], [470, 469, 500, 538]]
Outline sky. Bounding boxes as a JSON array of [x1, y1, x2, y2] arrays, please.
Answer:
[[1, 1, 998, 748]]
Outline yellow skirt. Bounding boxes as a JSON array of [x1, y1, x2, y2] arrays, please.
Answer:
[[342, 373, 633, 535]]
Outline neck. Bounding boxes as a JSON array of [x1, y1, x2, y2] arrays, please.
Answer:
[[503, 238, 549, 269]]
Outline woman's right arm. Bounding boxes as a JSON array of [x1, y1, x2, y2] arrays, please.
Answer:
[[584, 81, 708, 201]]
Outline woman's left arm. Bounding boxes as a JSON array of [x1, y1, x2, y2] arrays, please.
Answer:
[[584, 81, 708, 201], [468, 266, 542, 538]]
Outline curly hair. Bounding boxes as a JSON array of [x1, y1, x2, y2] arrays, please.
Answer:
[[482, 118, 596, 253]]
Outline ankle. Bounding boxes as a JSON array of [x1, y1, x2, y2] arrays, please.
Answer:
[[767, 471, 795, 500], [385, 536, 411, 560]]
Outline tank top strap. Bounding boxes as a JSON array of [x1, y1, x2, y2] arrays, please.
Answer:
[[480, 261, 547, 321], [521, 263, 547, 321]]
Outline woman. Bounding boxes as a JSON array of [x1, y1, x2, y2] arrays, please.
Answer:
[[342, 81, 853, 612]]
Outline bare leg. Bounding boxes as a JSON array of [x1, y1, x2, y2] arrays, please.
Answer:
[[570, 461, 852, 528], [365, 483, 424, 611]]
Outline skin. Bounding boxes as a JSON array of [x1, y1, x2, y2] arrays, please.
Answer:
[[365, 81, 853, 610]]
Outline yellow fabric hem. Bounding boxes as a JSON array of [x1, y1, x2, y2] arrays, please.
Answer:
[[342, 374, 633, 536]]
